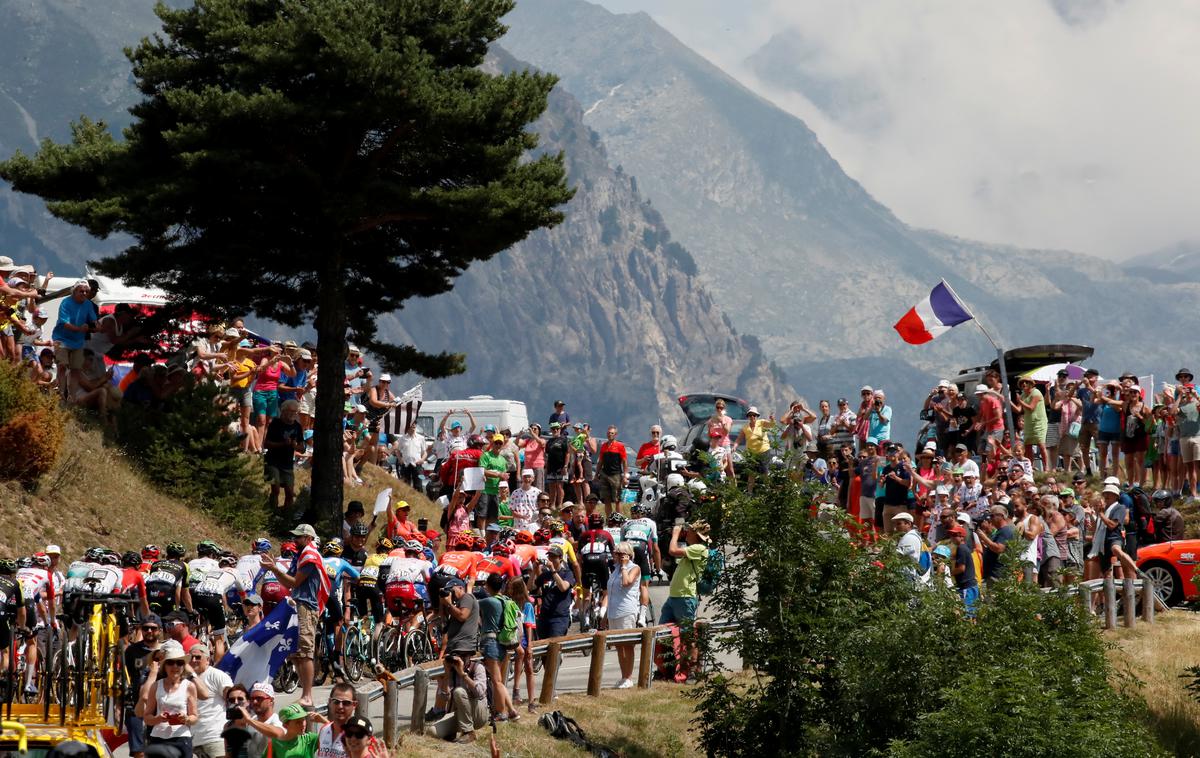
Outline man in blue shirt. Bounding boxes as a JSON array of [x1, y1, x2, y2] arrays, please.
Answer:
[[868, 390, 892, 444], [52, 280, 97, 400], [259, 523, 325, 707], [1076, 368, 1101, 476]]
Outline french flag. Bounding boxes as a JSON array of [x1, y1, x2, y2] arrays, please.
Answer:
[[894, 281, 973, 345]]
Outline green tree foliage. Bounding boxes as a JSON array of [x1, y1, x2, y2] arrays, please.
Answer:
[[691, 473, 1166, 758], [116, 381, 267, 534], [0, 0, 573, 531]]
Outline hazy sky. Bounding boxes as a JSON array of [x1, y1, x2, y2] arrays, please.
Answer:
[[592, 0, 1200, 260]]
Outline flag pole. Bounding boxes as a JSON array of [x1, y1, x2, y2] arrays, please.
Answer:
[[939, 279, 1017, 435]]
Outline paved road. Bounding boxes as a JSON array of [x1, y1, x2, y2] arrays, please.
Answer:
[[113, 583, 730, 755]]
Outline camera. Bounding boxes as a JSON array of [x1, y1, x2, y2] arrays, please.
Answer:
[[226, 705, 244, 721], [439, 588, 452, 597]]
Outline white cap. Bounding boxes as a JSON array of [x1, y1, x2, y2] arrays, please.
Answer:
[[498, 480, 510, 489], [521, 469, 535, 478], [923, 441, 937, 452], [250, 681, 276, 699], [355, 404, 367, 413], [348, 344, 360, 354], [379, 373, 391, 382], [44, 544, 61, 555], [1022, 474, 1035, 484], [747, 406, 760, 416], [937, 380, 951, 388], [956, 512, 972, 525], [873, 389, 885, 397], [1103, 476, 1120, 486], [974, 385, 986, 395], [860, 385, 873, 393], [997, 495, 1011, 505], [935, 485, 951, 496], [1103, 483, 1121, 495], [890, 511, 914, 522]]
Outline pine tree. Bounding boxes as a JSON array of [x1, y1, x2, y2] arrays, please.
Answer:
[[0, 0, 572, 532]]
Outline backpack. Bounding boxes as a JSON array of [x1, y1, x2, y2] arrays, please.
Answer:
[[1128, 486, 1153, 536], [497, 594, 522, 647], [696, 548, 724, 596]]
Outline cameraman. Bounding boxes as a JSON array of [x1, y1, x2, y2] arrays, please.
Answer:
[[228, 682, 283, 758]]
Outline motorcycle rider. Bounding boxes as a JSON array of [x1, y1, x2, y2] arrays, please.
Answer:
[[655, 473, 693, 577]]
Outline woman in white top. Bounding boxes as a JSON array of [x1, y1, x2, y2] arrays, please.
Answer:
[[602, 542, 642, 689], [135, 640, 200, 758]]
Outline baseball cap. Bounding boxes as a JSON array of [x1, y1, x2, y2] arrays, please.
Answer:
[[243, 594, 262, 606], [974, 386, 986, 395], [343, 715, 372, 735], [142, 613, 163, 627], [354, 404, 367, 413], [996, 496, 1011, 506], [290, 523, 318, 539], [922, 441, 937, 453], [1072, 472, 1086, 483], [1059, 487, 1075, 497], [190, 643, 210, 657], [1085, 367, 1100, 376], [348, 345, 361, 354], [956, 512, 972, 526], [250, 681, 275, 699], [954, 443, 968, 452], [860, 385, 873, 393], [44, 544, 61, 555], [1056, 368, 1069, 377], [237, 339, 252, 348], [554, 400, 565, 406], [444, 577, 467, 590], [865, 437, 878, 447], [890, 512, 914, 523], [548, 545, 564, 557], [378, 373, 391, 381], [491, 434, 504, 442], [937, 379, 951, 388], [948, 525, 966, 537], [279, 703, 309, 722], [450, 420, 462, 429], [934, 485, 951, 496], [522, 469, 535, 478], [549, 421, 561, 429]]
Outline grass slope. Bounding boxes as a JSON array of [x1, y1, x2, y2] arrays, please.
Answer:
[[1109, 611, 1200, 755]]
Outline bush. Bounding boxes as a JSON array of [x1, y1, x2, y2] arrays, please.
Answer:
[[116, 380, 267, 534], [690, 470, 1167, 757], [0, 361, 67, 486]]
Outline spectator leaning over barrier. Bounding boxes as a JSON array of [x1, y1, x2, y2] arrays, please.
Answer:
[[317, 682, 359, 758], [661, 520, 710, 684], [603, 542, 641, 689], [190, 644, 233, 758]]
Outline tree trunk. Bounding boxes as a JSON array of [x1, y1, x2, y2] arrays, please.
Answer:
[[312, 266, 348, 536]]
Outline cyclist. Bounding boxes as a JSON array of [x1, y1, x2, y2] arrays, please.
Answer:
[[15, 554, 54, 698], [578, 514, 615, 611], [139, 544, 160, 574], [259, 542, 295, 614], [321, 537, 360, 663], [512, 532, 540, 582], [145, 542, 193, 616], [0, 560, 26, 674], [61, 547, 104, 595], [606, 512, 626, 547], [472, 541, 520, 600], [191, 552, 239, 660], [382, 540, 432, 630], [187, 540, 222, 594], [622, 502, 661, 623], [355, 536, 391, 625], [120, 551, 152, 622], [656, 473, 693, 574], [433, 535, 479, 598], [235, 538, 272, 599]]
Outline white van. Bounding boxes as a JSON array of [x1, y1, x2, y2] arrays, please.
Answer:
[[416, 396, 530, 439]]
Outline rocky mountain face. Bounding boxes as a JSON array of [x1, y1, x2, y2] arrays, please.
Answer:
[[0, 3, 792, 436], [501, 0, 1200, 439]]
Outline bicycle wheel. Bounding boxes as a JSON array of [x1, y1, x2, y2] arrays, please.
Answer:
[[377, 626, 403, 672], [273, 660, 298, 694], [404, 630, 434, 667], [424, 616, 444, 659], [343, 628, 364, 683]]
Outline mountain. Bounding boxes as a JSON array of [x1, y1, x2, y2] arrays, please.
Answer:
[[500, 0, 1200, 437], [1122, 241, 1200, 285], [0, 2, 792, 436]]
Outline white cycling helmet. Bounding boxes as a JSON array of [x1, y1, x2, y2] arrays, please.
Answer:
[[661, 434, 678, 449], [666, 473, 685, 488], [688, 480, 707, 494]]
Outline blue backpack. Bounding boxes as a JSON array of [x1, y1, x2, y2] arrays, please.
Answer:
[[696, 548, 724, 596]]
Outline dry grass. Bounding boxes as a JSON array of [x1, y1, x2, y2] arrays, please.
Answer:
[[398, 682, 703, 757], [291, 463, 440, 539], [0, 417, 246, 557], [1108, 611, 1200, 755]]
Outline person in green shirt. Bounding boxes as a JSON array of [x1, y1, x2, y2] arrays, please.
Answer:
[[478, 434, 510, 531], [265, 702, 327, 758], [659, 520, 711, 684]]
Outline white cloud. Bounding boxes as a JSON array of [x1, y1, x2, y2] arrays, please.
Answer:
[[595, 0, 1200, 260]]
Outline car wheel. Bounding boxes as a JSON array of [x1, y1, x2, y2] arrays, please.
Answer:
[[1143, 562, 1182, 606]]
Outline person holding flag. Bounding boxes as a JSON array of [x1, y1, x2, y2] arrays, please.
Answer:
[[259, 523, 329, 708]]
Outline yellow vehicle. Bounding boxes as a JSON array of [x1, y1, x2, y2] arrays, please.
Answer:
[[0, 707, 113, 757]]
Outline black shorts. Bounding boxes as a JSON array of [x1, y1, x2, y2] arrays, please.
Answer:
[[628, 541, 652, 579], [146, 583, 177, 616], [475, 493, 500, 520], [193, 593, 227, 634], [0, 619, 11, 649], [1124, 531, 1139, 561], [352, 584, 384, 624], [581, 558, 610, 591], [324, 595, 343, 635]]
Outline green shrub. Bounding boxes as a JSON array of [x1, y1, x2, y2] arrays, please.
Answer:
[[690, 470, 1167, 758], [116, 380, 267, 534]]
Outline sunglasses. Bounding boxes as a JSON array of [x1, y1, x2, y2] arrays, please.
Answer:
[[228, 699, 247, 705], [250, 696, 271, 703], [190, 654, 204, 660], [141, 625, 159, 631], [330, 698, 355, 707], [344, 731, 369, 740], [164, 660, 185, 667]]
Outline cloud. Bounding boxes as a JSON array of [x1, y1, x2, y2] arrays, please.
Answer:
[[598, 0, 1200, 260]]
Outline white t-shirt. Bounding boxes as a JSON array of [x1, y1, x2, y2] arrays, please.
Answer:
[[191, 666, 234, 745], [247, 713, 282, 758], [397, 433, 428, 465], [317, 723, 348, 758], [896, 530, 928, 582]]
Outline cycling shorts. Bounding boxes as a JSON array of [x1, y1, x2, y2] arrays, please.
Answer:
[[0, 617, 11, 649], [627, 541, 652, 580], [145, 582, 178, 616], [384, 582, 428, 617], [352, 584, 385, 624], [581, 557, 611, 591], [193, 593, 227, 636]]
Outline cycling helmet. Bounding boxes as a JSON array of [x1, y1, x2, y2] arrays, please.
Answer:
[[322, 538, 344, 557], [587, 513, 604, 529], [252, 538, 272, 554], [100, 552, 120, 566], [280, 541, 298, 558], [197, 540, 220, 558], [666, 473, 685, 488], [631, 502, 648, 516], [1152, 489, 1174, 506], [376, 537, 394, 553], [0, 560, 15, 575], [533, 528, 552, 545], [688, 480, 708, 494], [472, 536, 488, 551], [84, 547, 105, 563], [491, 542, 512, 557], [166, 542, 186, 559], [547, 519, 565, 535], [16, 557, 33, 569], [498, 528, 517, 543], [515, 531, 534, 545], [312, 536, 321, 550], [467, 434, 486, 449], [349, 523, 370, 537], [661, 434, 678, 450], [608, 512, 627, 526], [218, 554, 238, 568], [142, 545, 161, 560], [120, 551, 140, 569], [404, 540, 423, 553], [32, 554, 50, 568], [451, 537, 474, 550]]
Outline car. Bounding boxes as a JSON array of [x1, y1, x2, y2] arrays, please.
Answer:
[[1135, 539, 1200, 606], [676, 392, 750, 456]]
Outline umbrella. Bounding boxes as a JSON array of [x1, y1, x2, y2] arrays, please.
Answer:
[[1018, 363, 1087, 383]]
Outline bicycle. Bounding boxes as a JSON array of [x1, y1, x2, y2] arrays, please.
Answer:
[[341, 606, 376, 683], [377, 612, 434, 672], [578, 573, 604, 634]]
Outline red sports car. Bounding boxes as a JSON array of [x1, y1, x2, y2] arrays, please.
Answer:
[[1136, 539, 1200, 606]]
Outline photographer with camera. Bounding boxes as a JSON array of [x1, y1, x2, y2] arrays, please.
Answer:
[[226, 682, 283, 758]]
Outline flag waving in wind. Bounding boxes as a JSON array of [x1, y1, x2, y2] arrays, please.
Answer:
[[894, 281, 973, 345], [216, 598, 299, 687], [297, 539, 330, 612]]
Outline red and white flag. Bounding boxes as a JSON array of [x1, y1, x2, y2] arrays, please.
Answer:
[[894, 281, 973, 345], [298, 542, 330, 612]]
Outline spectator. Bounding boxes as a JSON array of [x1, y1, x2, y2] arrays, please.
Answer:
[[830, 398, 857, 453], [596, 425, 628, 516], [364, 373, 396, 465], [258, 524, 326, 707], [277, 348, 312, 426], [1096, 381, 1124, 480], [519, 423, 546, 489], [478, 573, 518, 721], [508, 470, 541, 532], [949, 525, 978, 615], [134, 640, 199, 758], [441, 577, 480, 657], [445, 651, 488, 744], [479, 434, 509, 530], [1053, 381, 1083, 474], [661, 520, 710, 683], [51, 279, 97, 402], [867, 390, 892, 445], [263, 399, 305, 509], [543, 423, 571, 509], [220, 684, 254, 758], [189, 644, 233, 758], [892, 512, 926, 582], [236, 682, 285, 758], [71, 347, 119, 425], [163, 610, 200, 652], [636, 425, 663, 472], [549, 400, 569, 428], [227, 340, 259, 452], [978, 506, 1016, 587], [1152, 489, 1185, 542], [1121, 383, 1150, 486], [340, 715, 387, 758], [317, 682, 359, 758], [266, 703, 326, 757], [124, 614, 164, 758], [879, 445, 912, 531], [341, 500, 377, 543], [855, 440, 880, 536], [1014, 377, 1049, 471], [1091, 481, 1139, 580], [535, 545, 574, 639], [603, 542, 641, 689], [507, 577, 537, 713], [735, 406, 774, 493]]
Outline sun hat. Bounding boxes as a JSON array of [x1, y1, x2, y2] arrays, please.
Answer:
[[747, 406, 760, 416], [688, 520, 712, 542], [160, 640, 186, 661], [1103, 484, 1121, 495], [933, 545, 953, 559], [890, 512, 914, 522], [956, 512, 972, 526], [379, 373, 391, 382]]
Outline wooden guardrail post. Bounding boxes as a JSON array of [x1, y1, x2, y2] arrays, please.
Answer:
[[1122, 578, 1137, 628], [1142, 581, 1156, 624], [539, 641, 562, 706], [637, 628, 655, 689], [410, 668, 429, 734], [382, 680, 399, 748], [587, 633, 607, 696], [1103, 577, 1117, 630]]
